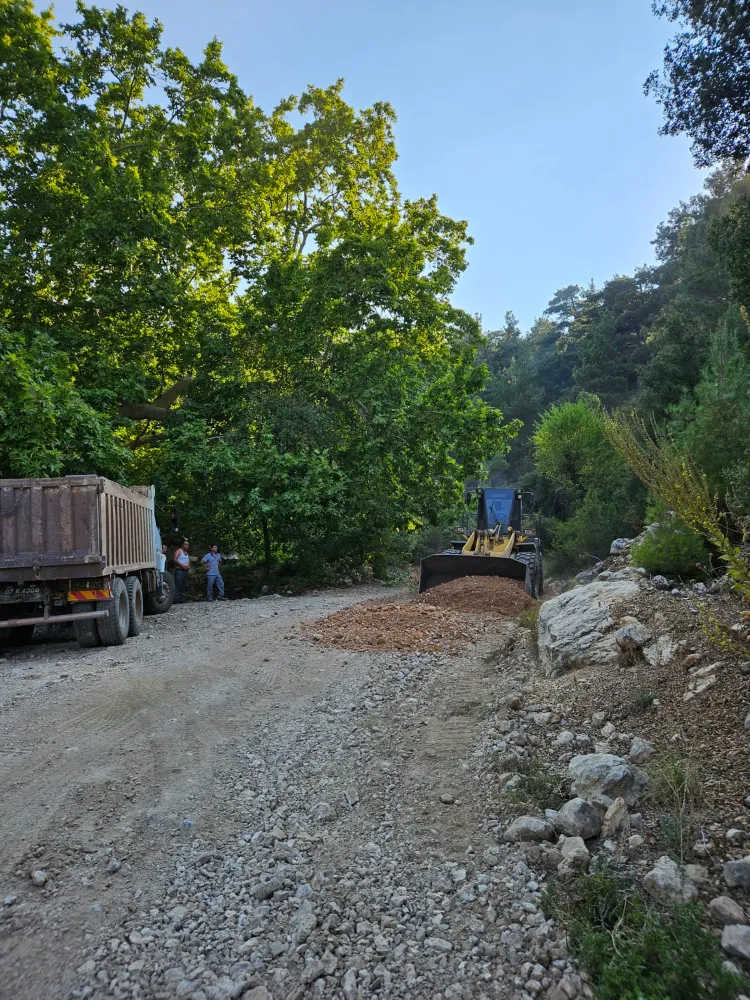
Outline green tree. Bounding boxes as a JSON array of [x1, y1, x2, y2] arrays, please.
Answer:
[[646, 1, 750, 167]]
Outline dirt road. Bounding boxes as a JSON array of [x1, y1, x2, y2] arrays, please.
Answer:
[[0, 587, 578, 1000]]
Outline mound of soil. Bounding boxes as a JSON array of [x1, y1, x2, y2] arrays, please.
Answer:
[[303, 575, 533, 653], [419, 576, 533, 616], [302, 600, 489, 654]]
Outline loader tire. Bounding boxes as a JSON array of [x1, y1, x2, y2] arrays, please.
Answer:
[[96, 577, 130, 646], [126, 576, 143, 637], [72, 602, 102, 648], [514, 552, 539, 599]]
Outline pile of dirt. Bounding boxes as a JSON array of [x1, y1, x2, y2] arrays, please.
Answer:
[[303, 575, 534, 653], [419, 576, 533, 615], [302, 599, 490, 654]]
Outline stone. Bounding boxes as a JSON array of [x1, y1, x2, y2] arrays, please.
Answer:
[[727, 829, 746, 845], [722, 925, 750, 962], [294, 900, 318, 943], [557, 836, 591, 875], [244, 989, 271, 1000], [610, 537, 633, 555], [107, 858, 121, 874], [652, 574, 670, 589], [591, 711, 607, 727], [643, 634, 676, 667], [440, 793, 455, 805], [3, 895, 18, 906], [424, 937, 453, 953], [314, 801, 334, 822], [628, 737, 655, 764], [601, 797, 629, 838], [724, 857, 750, 889], [31, 870, 47, 887], [628, 834, 645, 849], [252, 877, 282, 900], [554, 798, 602, 840], [502, 816, 555, 843], [343, 969, 358, 1000], [685, 863, 708, 884], [537, 578, 640, 674], [554, 730, 576, 747], [684, 653, 702, 668], [615, 622, 651, 652], [643, 856, 699, 904], [568, 753, 648, 808], [745, 713, 750, 731], [601, 721, 616, 739], [709, 896, 746, 925]]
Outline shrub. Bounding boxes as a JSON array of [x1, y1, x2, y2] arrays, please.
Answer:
[[543, 858, 747, 1000], [631, 514, 709, 578]]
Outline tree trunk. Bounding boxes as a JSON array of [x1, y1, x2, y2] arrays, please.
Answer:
[[261, 517, 271, 578]]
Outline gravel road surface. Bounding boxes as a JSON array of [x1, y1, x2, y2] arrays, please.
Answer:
[[0, 587, 579, 1000]]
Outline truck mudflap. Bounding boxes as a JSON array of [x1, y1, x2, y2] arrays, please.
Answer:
[[418, 553, 529, 595]]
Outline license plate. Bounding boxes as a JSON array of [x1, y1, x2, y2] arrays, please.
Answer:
[[1, 584, 43, 601]]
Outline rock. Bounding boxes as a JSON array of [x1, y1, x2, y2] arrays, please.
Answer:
[[610, 537, 633, 555], [651, 574, 670, 589], [601, 797, 629, 838], [685, 863, 708, 884], [554, 730, 576, 747], [684, 660, 722, 700], [684, 653, 702, 668], [628, 737, 655, 764], [537, 578, 640, 675], [503, 816, 555, 843], [440, 792, 455, 805], [294, 900, 318, 943], [722, 925, 750, 962], [569, 753, 648, 808], [628, 834, 645, 849], [3, 895, 18, 907], [554, 798, 602, 840], [643, 856, 699, 904], [424, 937, 453, 953], [709, 896, 746, 925], [244, 989, 271, 1000], [575, 569, 596, 585], [724, 857, 750, 889], [252, 877, 282, 900], [616, 622, 651, 652], [745, 713, 750, 731], [343, 969, 358, 1000], [107, 858, 121, 874], [601, 721, 616, 739], [314, 801, 334, 822], [727, 829, 746, 845], [31, 870, 47, 887], [643, 634, 676, 667], [557, 836, 591, 875], [591, 711, 608, 727]]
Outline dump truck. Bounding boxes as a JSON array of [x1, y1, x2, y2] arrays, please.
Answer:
[[419, 487, 543, 598], [0, 476, 174, 649]]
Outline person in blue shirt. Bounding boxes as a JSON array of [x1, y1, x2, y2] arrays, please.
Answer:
[[201, 544, 226, 602]]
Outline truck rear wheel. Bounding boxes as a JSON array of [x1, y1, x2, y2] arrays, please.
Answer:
[[144, 571, 174, 616], [72, 602, 102, 648], [97, 578, 130, 646], [126, 577, 143, 637], [0, 624, 35, 649]]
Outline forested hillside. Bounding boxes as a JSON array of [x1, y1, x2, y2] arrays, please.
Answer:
[[2, 0, 750, 583], [480, 165, 750, 571]]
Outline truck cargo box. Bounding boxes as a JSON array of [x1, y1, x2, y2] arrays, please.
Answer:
[[0, 476, 156, 583]]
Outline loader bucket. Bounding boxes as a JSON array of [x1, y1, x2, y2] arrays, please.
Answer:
[[418, 553, 529, 595]]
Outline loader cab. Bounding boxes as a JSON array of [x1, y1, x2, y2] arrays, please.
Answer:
[[476, 488, 522, 533]]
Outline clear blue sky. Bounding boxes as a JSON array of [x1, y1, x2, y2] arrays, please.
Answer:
[[53, 0, 705, 331]]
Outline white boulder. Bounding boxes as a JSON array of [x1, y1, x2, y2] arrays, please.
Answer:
[[643, 856, 699, 904], [538, 579, 640, 675], [568, 753, 648, 808]]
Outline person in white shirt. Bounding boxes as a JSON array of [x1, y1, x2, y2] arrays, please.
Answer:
[[173, 539, 191, 603]]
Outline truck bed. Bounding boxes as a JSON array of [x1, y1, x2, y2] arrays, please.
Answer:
[[0, 476, 156, 582]]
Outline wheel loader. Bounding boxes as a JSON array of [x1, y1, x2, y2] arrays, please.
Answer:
[[418, 487, 543, 598]]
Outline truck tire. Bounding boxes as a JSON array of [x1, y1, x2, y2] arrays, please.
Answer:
[[126, 577, 143, 637], [0, 623, 35, 649], [96, 577, 130, 646], [144, 571, 175, 616], [72, 602, 102, 648]]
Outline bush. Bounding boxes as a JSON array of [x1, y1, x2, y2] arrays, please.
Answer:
[[543, 859, 747, 1000], [631, 514, 709, 578]]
